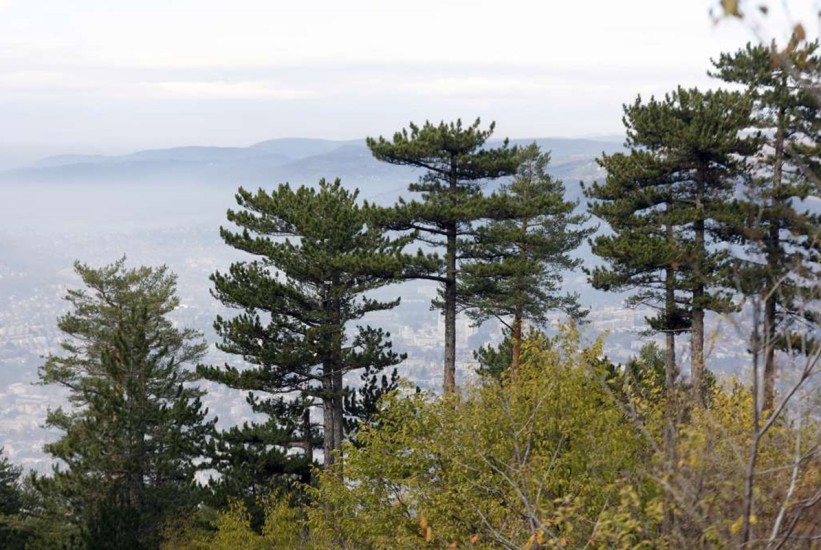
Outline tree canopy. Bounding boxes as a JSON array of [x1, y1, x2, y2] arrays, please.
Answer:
[[368, 118, 520, 392], [459, 143, 591, 369], [201, 178, 407, 478]]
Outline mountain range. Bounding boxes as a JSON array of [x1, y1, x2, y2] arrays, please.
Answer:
[[0, 137, 624, 200]]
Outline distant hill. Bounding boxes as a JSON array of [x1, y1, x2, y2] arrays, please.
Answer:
[[0, 137, 621, 194], [248, 137, 363, 158], [506, 138, 623, 160], [34, 146, 283, 168]]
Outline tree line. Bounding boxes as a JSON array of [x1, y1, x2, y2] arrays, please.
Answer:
[[0, 38, 819, 548]]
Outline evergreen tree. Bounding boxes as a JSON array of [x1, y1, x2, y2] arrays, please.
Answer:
[[200, 178, 406, 474], [473, 330, 516, 380], [38, 258, 215, 549], [458, 143, 591, 369], [367, 118, 519, 392], [202, 396, 316, 532], [586, 88, 756, 407], [711, 38, 821, 411], [0, 448, 25, 549], [585, 144, 690, 409]]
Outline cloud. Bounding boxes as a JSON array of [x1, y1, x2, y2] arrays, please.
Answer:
[[0, 71, 93, 92], [405, 77, 570, 99], [0, 71, 318, 101], [146, 81, 318, 100]]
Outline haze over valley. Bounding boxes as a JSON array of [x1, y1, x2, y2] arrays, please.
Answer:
[[0, 135, 755, 471]]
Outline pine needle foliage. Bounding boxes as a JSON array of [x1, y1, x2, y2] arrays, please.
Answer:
[[39, 258, 214, 549], [201, 178, 408, 480], [367, 118, 520, 392]]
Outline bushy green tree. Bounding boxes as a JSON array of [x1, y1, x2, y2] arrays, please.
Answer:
[[201, 178, 407, 479], [307, 328, 653, 549], [38, 258, 215, 549], [367, 118, 520, 392]]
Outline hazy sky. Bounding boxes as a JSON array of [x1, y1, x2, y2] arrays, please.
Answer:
[[0, 0, 818, 159]]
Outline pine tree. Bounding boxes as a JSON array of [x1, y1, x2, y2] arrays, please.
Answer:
[[367, 118, 519, 392], [200, 178, 406, 473], [587, 88, 756, 407], [458, 143, 591, 370], [202, 396, 316, 532], [38, 258, 215, 549], [585, 143, 690, 480], [711, 38, 821, 411], [0, 449, 25, 549]]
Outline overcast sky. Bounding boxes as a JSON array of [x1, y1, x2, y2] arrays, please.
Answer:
[[0, 0, 817, 161]]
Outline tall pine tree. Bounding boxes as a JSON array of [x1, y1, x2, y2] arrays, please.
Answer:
[[585, 141, 691, 476], [39, 258, 214, 549], [588, 88, 756, 407], [458, 143, 591, 370], [711, 38, 821, 411], [200, 179, 406, 473], [367, 118, 519, 392]]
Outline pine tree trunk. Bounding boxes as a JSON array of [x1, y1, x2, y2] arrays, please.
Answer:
[[664, 264, 679, 420], [663, 261, 679, 535], [322, 372, 335, 468], [691, 304, 704, 406], [664, 217, 679, 402], [664, 327, 677, 449], [511, 216, 529, 372], [763, 111, 785, 413], [444, 223, 457, 393], [741, 307, 764, 546], [332, 360, 344, 472], [763, 291, 777, 412], [511, 314, 523, 371], [443, 160, 458, 393], [323, 293, 345, 469], [691, 173, 706, 407], [301, 405, 313, 474]]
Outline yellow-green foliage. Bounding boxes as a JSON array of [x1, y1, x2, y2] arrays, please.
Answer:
[[307, 328, 656, 548], [163, 495, 302, 550], [168, 330, 819, 549], [671, 381, 820, 547]]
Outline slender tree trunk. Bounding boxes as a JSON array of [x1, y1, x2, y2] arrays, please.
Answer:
[[443, 160, 458, 393], [664, 265, 679, 450], [444, 223, 457, 393], [511, 313, 523, 372], [322, 372, 335, 468], [663, 259, 679, 535], [691, 303, 704, 406], [320, 289, 346, 470], [321, 284, 337, 468], [691, 173, 706, 407], [742, 302, 763, 546], [301, 405, 313, 472], [763, 112, 785, 412], [664, 326, 677, 450], [763, 291, 777, 412], [332, 358, 344, 472], [511, 216, 529, 372]]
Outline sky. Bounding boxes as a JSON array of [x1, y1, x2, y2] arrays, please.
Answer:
[[0, 0, 818, 162]]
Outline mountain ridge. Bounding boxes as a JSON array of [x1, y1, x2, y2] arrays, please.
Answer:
[[0, 137, 620, 201]]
